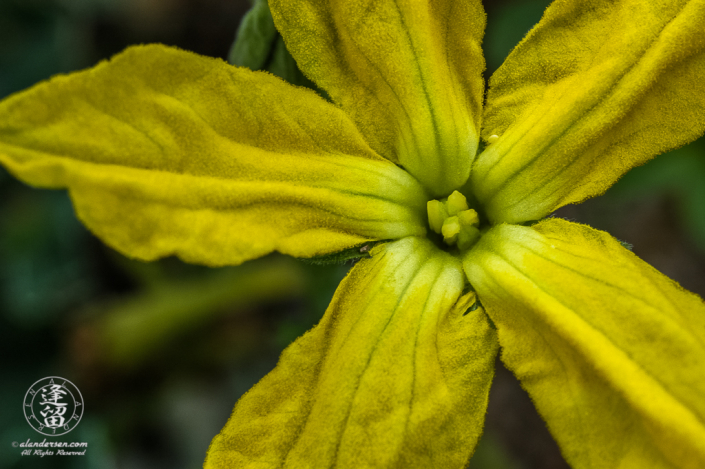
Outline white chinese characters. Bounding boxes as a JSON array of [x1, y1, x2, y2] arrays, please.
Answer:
[[23, 377, 84, 436]]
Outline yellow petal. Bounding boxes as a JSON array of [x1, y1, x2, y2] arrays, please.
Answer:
[[473, 0, 705, 223], [464, 218, 705, 468], [0, 44, 428, 266], [270, 0, 486, 196], [206, 237, 498, 468]]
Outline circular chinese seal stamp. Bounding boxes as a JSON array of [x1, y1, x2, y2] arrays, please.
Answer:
[[23, 377, 84, 436]]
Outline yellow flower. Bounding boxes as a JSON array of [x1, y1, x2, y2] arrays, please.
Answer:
[[1, 0, 705, 467]]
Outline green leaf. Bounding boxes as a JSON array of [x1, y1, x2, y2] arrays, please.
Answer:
[[228, 0, 315, 89], [228, 0, 277, 70]]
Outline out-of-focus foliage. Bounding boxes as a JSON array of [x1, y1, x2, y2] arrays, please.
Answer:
[[0, 0, 98, 97], [606, 138, 705, 253], [94, 257, 309, 370]]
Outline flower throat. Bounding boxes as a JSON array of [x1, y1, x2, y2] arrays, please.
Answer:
[[427, 190, 481, 252]]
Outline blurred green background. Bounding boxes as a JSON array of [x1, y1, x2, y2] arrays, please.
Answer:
[[0, 1, 703, 468]]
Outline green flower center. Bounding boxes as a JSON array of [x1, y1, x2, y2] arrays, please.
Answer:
[[427, 190, 481, 252]]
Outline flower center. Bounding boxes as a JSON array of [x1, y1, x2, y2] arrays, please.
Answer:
[[427, 190, 481, 251]]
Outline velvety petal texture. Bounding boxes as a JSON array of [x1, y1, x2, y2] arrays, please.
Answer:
[[206, 237, 499, 469], [270, 0, 486, 196], [0, 44, 428, 266], [473, 0, 705, 223], [464, 218, 705, 468]]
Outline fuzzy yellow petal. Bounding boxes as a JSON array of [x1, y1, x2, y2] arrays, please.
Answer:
[[205, 237, 498, 468], [464, 218, 705, 468], [0, 44, 428, 266], [270, 0, 486, 196], [474, 0, 705, 223]]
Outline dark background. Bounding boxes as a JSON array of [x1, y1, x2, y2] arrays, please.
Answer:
[[1, 0, 703, 468]]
